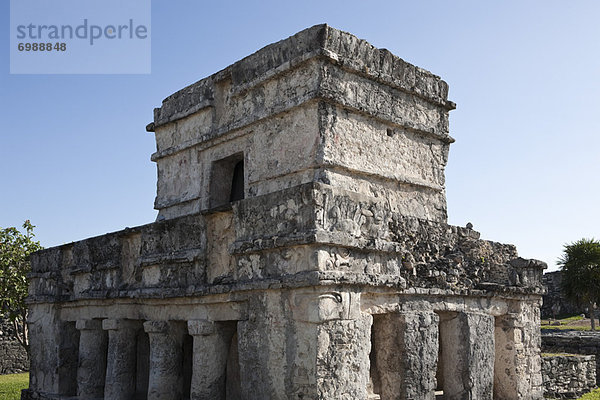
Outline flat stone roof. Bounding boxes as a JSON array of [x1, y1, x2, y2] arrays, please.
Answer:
[[149, 24, 455, 130]]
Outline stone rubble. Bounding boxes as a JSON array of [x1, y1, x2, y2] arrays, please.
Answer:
[[0, 318, 29, 374], [542, 354, 596, 399], [543, 330, 600, 385]]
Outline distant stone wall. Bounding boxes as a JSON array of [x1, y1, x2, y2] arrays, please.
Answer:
[[0, 319, 29, 374], [542, 271, 581, 318], [542, 354, 596, 398], [542, 331, 600, 384]]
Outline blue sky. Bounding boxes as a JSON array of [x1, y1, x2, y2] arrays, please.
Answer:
[[1, 1, 599, 271]]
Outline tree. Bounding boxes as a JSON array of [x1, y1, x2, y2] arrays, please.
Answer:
[[558, 238, 600, 331], [0, 220, 43, 353]]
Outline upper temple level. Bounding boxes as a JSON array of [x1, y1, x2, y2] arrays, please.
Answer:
[[147, 24, 456, 222]]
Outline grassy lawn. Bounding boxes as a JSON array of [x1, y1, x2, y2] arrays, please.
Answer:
[[578, 388, 600, 399], [0, 371, 597, 399], [0, 373, 27, 400], [541, 325, 594, 331], [541, 313, 598, 331], [547, 388, 600, 399]]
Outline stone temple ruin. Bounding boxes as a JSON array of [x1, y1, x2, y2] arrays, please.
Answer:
[[24, 25, 547, 400]]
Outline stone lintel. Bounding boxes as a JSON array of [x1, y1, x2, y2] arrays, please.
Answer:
[[187, 319, 215, 336], [496, 312, 524, 329], [76, 319, 103, 331], [143, 320, 172, 334], [102, 319, 139, 331]]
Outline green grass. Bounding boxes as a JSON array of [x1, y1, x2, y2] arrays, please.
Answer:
[[547, 388, 600, 399], [541, 324, 593, 331], [0, 373, 28, 400], [558, 314, 585, 322], [578, 388, 600, 399], [0, 371, 597, 400], [541, 313, 596, 331]]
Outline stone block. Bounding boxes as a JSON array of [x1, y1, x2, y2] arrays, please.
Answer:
[[438, 312, 495, 400], [371, 311, 439, 400]]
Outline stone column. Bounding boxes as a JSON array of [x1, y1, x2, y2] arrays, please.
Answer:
[[76, 319, 107, 399], [493, 314, 521, 399], [188, 320, 235, 400], [495, 302, 543, 400], [284, 290, 371, 399], [438, 312, 495, 400], [314, 315, 372, 398], [26, 306, 79, 397], [371, 311, 439, 400], [237, 293, 288, 400], [144, 320, 186, 400], [103, 319, 140, 400], [57, 321, 80, 396]]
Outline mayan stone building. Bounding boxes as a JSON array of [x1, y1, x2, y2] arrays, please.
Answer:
[[24, 25, 546, 400]]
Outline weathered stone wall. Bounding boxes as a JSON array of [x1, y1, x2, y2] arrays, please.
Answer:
[[149, 24, 455, 223], [0, 318, 29, 374], [542, 271, 581, 318], [24, 188, 546, 399], [542, 354, 597, 398], [542, 331, 600, 384], [26, 184, 545, 303]]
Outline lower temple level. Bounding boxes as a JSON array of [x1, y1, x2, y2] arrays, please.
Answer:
[[23, 288, 543, 400]]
